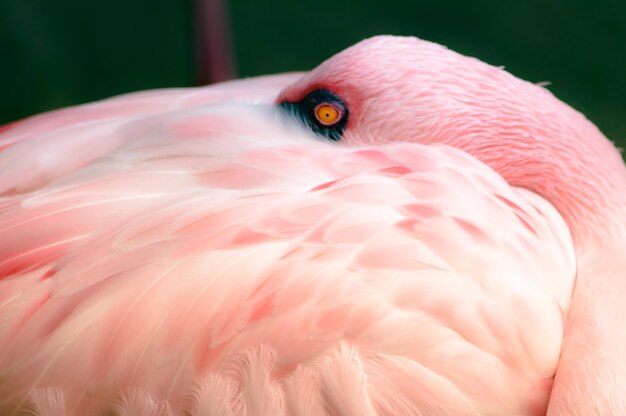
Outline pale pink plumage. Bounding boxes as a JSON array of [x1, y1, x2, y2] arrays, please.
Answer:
[[0, 36, 624, 415]]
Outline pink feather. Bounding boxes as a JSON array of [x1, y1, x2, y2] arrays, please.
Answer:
[[1, 36, 624, 415]]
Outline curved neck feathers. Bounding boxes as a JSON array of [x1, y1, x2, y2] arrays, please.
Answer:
[[549, 151, 626, 413], [514, 144, 625, 253], [547, 245, 626, 414], [496, 127, 626, 414], [475, 119, 626, 413], [455, 116, 626, 254], [446, 110, 626, 411]]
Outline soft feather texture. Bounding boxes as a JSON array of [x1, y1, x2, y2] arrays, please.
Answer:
[[278, 36, 626, 414], [0, 82, 575, 415]]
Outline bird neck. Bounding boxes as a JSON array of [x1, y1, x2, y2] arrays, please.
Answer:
[[459, 123, 626, 254], [553, 160, 626, 255], [547, 234, 626, 414], [517, 138, 626, 414], [450, 119, 626, 412]]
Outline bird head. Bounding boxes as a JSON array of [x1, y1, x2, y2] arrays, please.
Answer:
[[277, 35, 626, 247]]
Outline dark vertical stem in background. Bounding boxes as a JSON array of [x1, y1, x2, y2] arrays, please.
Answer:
[[195, 0, 236, 85]]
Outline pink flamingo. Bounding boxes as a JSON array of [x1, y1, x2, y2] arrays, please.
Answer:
[[0, 36, 624, 415]]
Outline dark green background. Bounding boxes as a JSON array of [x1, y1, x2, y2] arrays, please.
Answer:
[[1, 0, 624, 148]]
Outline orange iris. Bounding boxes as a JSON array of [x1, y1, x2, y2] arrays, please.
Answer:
[[314, 103, 341, 125]]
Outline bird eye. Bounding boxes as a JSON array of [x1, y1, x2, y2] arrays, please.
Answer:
[[278, 89, 349, 142], [314, 103, 342, 126]]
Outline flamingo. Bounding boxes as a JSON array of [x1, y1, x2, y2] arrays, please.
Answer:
[[0, 35, 623, 415]]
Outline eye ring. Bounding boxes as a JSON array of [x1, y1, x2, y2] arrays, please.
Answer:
[[313, 102, 343, 126], [278, 89, 348, 141]]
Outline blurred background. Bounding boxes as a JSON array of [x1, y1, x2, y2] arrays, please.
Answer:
[[1, 0, 624, 148]]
